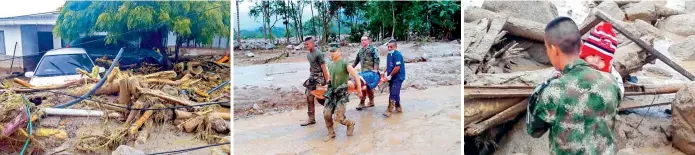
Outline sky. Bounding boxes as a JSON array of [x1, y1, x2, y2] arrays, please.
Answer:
[[0, 0, 66, 18], [234, 1, 315, 31]]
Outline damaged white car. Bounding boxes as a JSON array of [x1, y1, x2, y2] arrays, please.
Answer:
[[25, 48, 105, 87]]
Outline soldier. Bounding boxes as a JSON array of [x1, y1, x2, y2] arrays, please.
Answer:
[[353, 36, 380, 110], [526, 17, 622, 154], [383, 40, 406, 117], [301, 37, 330, 126], [323, 46, 362, 139]]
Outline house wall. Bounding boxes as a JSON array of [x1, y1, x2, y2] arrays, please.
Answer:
[[0, 25, 23, 56]]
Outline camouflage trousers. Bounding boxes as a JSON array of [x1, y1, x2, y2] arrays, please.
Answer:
[[303, 73, 326, 94], [323, 83, 351, 129]]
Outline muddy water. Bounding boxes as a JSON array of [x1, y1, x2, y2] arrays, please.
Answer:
[[234, 62, 309, 88], [234, 85, 461, 154]]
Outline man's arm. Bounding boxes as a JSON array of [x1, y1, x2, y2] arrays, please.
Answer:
[[526, 82, 559, 138], [347, 65, 362, 97], [352, 51, 361, 68], [321, 64, 330, 82]]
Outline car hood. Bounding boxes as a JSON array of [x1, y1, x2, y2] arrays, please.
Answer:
[[29, 74, 98, 87]]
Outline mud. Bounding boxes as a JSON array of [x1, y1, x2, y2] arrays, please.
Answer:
[[234, 85, 461, 154], [35, 116, 217, 154], [234, 42, 461, 118]]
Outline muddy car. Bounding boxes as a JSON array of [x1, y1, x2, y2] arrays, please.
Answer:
[[67, 36, 170, 69], [25, 48, 105, 87]]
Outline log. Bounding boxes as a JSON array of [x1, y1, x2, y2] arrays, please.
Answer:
[[125, 101, 145, 125], [13, 78, 99, 93], [13, 78, 34, 88], [464, 98, 523, 126], [140, 88, 195, 106], [143, 71, 177, 79], [465, 99, 529, 136], [136, 120, 152, 144], [464, 8, 546, 42], [175, 110, 194, 119], [183, 116, 204, 133], [595, 11, 695, 80], [118, 79, 131, 106], [129, 109, 154, 135], [145, 74, 192, 85], [175, 110, 230, 120]]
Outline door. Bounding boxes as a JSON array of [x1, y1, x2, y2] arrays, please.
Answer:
[[37, 32, 54, 53]]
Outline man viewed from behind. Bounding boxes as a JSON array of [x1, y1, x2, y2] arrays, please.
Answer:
[[526, 17, 622, 154]]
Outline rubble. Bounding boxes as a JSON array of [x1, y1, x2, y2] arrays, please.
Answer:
[[482, 0, 559, 23], [623, 1, 656, 22], [593, 0, 626, 21], [672, 82, 695, 154], [112, 145, 145, 155], [658, 13, 695, 36], [465, 8, 546, 42], [668, 35, 695, 60]]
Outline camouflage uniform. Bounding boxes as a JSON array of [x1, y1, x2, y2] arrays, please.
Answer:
[[353, 45, 380, 72], [353, 45, 380, 108], [301, 47, 326, 126], [527, 59, 622, 155], [324, 59, 355, 137]]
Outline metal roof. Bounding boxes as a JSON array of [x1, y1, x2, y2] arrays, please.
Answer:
[[0, 11, 58, 25]]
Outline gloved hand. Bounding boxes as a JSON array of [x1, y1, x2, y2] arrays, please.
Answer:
[[386, 75, 392, 81]]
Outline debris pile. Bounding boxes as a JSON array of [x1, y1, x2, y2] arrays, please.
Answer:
[[465, 1, 695, 154], [0, 53, 230, 153]]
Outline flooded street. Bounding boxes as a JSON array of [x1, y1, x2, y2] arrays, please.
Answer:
[[234, 85, 461, 154]]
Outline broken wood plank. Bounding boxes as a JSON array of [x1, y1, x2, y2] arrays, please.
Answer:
[[465, 8, 546, 42], [465, 99, 529, 136], [619, 100, 671, 111], [595, 10, 695, 80], [464, 98, 523, 126], [469, 15, 508, 62], [13, 78, 34, 88]]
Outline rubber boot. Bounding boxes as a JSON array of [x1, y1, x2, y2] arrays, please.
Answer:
[[325, 115, 336, 139], [346, 120, 355, 136], [396, 105, 402, 113], [383, 100, 394, 117], [301, 111, 316, 126], [301, 97, 316, 126], [366, 90, 375, 107], [356, 100, 366, 110]]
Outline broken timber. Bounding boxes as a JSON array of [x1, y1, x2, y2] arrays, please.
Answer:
[[469, 15, 508, 62], [464, 8, 545, 42], [592, 10, 695, 80], [464, 84, 675, 99]]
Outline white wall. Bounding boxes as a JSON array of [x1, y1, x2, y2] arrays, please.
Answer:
[[0, 25, 23, 56]]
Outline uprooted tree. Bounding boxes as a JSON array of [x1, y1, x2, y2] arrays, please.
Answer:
[[53, 1, 231, 64]]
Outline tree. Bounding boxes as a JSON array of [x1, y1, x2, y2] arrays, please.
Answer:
[[236, 0, 242, 46], [54, 1, 230, 64]]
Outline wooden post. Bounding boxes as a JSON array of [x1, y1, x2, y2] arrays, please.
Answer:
[[595, 11, 695, 80]]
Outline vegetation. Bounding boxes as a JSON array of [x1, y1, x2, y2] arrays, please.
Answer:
[[238, 0, 461, 45], [53, 1, 230, 63]]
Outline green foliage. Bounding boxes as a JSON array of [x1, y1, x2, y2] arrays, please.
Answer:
[[54, 1, 230, 45], [348, 24, 365, 43]]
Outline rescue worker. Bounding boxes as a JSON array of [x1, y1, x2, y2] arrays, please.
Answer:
[[323, 46, 362, 139], [526, 17, 622, 154], [352, 36, 380, 110], [301, 37, 330, 126], [383, 40, 406, 117]]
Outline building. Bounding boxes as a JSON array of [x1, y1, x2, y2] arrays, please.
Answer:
[[0, 12, 63, 72], [0, 11, 229, 72]]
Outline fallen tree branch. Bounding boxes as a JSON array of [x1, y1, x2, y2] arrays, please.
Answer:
[[465, 99, 528, 136]]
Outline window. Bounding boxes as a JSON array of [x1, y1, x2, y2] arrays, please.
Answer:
[[34, 54, 94, 77]]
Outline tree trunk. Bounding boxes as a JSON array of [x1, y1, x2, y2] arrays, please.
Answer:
[[236, 0, 241, 45], [175, 37, 181, 63], [311, 2, 317, 37], [391, 2, 395, 39], [297, 1, 304, 42]]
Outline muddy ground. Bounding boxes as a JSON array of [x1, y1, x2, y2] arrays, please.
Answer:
[[233, 41, 462, 119], [0, 48, 231, 154], [234, 85, 461, 154]]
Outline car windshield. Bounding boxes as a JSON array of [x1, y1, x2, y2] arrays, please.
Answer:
[[34, 54, 93, 77]]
